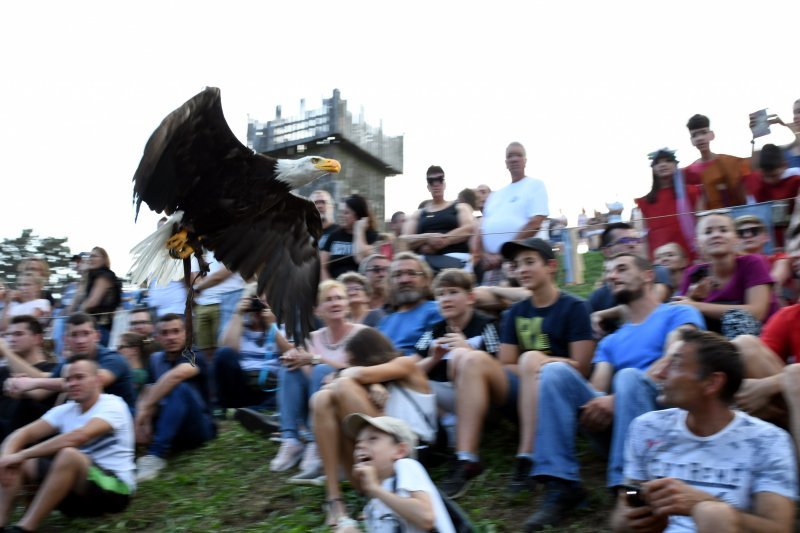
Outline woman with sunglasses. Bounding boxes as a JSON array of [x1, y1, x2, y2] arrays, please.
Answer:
[[673, 211, 778, 338], [735, 214, 793, 304], [635, 148, 703, 261], [399, 166, 475, 272]]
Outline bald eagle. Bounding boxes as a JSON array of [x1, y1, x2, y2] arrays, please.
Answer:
[[130, 87, 340, 347]]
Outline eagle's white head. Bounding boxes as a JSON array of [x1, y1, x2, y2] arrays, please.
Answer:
[[274, 156, 341, 189]]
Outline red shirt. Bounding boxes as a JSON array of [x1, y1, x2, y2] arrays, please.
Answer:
[[760, 304, 800, 363], [744, 173, 800, 246], [744, 172, 800, 203], [635, 185, 700, 260]]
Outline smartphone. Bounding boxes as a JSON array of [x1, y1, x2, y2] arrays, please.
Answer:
[[750, 108, 770, 139], [622, 484, 646, 507]]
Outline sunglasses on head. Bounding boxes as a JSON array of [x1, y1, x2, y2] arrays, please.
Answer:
[[737, 226, 763, 239]]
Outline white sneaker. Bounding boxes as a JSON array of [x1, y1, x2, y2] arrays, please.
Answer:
[[299, 442, 321, 472], [136, 455, 167, 482], [288, 443, 323, 485], [269, 439, 304, 472]]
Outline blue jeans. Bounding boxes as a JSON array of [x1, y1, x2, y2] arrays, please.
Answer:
[[278, 364, 335, 441], [213, 347, 274, 409], [149, 383, 216, 458], [532, 363, 659, 487]]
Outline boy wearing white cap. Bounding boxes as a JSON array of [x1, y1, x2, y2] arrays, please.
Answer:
[[337, 414, 455, 533]]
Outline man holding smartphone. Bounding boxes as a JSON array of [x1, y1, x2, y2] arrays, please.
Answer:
[[612, 330, 796, 533]]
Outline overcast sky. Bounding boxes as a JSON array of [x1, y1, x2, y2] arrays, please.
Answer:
[[2, 0, 799, 277]]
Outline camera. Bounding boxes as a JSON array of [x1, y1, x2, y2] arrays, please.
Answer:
[[248, 297, 267, 312]]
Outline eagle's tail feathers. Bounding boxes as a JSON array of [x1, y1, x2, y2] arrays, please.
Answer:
[[129, 211, 185, 286]]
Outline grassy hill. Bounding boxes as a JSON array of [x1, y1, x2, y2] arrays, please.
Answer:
[[33, 252, 610, 532]]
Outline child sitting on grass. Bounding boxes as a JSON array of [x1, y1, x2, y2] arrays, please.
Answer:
[[336, 413, 455, 533]]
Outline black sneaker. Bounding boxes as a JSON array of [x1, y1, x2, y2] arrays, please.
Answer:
[[438, 459, 483, 499], [524, 479, 587, 532], [507, 457, 535, 494], [233, 407, 280, 437]]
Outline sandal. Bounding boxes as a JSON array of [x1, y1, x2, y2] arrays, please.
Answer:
[[323, 497, 348, 528]]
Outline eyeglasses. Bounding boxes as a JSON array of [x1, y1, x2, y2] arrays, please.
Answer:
[[606, 236, 642, 248], [391, 270, 425, 279], [130, 320, 152, 326], [366, 266, 389, 273], [426, 177, 445, 185], [117, 345, 134, 349], [345, 285, 366, 293], [737, 226, 762, 239]]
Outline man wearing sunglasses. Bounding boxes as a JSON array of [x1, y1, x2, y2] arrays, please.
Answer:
[[735, 214, 792, 303]]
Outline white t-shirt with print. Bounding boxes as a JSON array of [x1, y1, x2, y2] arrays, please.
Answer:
[[481, 176, 549, 253], [364, 458, 455, 533], [624, 408, 797, 533], [42, 393, 136, 492]]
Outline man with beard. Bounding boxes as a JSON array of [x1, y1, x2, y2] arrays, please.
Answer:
[[3, 313, 135, 412], [377, 252, 441, 356], [134, 314, 216, 482], [0, 357, 135, 531], [524, 254, 705, 532], [613, 330, 796, 533]]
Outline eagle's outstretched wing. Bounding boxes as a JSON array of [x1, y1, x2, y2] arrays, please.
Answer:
[[131, 87, 324, 344], [203, 193, 322, 342], [132, 87, 281, 232]]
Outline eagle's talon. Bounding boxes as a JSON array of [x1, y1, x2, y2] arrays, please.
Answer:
[[166, 230, 194, 259], [166, 229, 189, 249]]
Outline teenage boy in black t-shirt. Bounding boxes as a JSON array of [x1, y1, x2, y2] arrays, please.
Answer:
[[414, 269, 500, 415]]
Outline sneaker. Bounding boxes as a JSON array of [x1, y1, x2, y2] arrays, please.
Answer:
[[270, 439, 304, 472], [288, 469, 326, 486], [136, 455, 167, 482], [507, 457, 535, 494], [288, 443, 323, 485], [234, 407, 280, 437], [523, 480, 587, 532], [438, 459, 483, 499]]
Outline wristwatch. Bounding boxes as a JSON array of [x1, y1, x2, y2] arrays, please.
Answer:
[[311, 354, 322, 365]]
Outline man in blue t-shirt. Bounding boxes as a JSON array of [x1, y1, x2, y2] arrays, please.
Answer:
[[524, 253, 705, 532], [3, 313, 135, 411], [439, 237, 594, 499], [134, 314, 216, 483], [377, 252, 442, 356], [588, 223, 673, 336]]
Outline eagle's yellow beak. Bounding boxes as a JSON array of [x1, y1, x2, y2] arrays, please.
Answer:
[[315, 158, 341, 174]]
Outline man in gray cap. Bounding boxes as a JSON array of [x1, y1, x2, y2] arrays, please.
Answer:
[[439, 238, 593, 499]]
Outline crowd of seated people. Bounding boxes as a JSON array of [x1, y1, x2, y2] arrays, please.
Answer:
[[1, 99, 800, 531]]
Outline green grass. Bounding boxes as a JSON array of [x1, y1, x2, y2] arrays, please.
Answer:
[[24, 253, 610, 532]]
